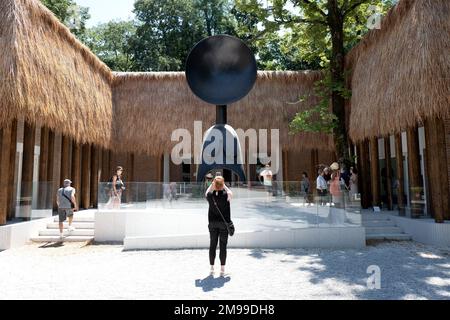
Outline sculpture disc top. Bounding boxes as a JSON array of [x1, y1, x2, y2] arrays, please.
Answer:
[[186, 35, 257, 106]]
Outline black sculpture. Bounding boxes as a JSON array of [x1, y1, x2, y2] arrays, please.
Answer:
[[185, 35, 257, 182]]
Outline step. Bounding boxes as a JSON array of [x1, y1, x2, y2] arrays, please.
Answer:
[[361, 214, 392, 221], [365, 226, 403, 234], [53, 216, 95, 223], [39, 229, 94, 237], [366, 233, 412, 241], [47, 222, 95, 229], [30, 236, 94, 243], [362, 220, 397, 227]]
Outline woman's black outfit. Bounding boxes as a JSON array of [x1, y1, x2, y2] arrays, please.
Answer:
[[206, 190, 231, 266]]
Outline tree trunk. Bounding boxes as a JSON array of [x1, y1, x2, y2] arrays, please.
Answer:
[[327, 0, 348, 161]]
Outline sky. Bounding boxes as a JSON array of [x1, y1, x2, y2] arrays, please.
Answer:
[[75, 0, 136, 27]]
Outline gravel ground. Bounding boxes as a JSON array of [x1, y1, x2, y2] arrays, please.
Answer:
[[0, 241, 449, 300]]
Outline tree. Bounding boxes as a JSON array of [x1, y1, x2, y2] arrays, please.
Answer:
[[40, 0, 90, 40], [194, 0, 237, 36], [130, 0, 205, 71], [236, 0, 396, 161], [84, 21, 136, 71]]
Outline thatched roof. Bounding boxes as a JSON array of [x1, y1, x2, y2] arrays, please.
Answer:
[[1, 0, 333, 155], [0, 0, 113, 147], [347, 0, 450, 142], [112, 71, 334, 156]]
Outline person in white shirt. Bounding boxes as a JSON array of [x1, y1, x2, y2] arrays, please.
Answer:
[[316, 169, 328, 206], [260, 164, 273, 188], [56, 179, 78, 240]]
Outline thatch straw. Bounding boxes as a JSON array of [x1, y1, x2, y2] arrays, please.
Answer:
[[112, 71, 334, 156], [347, 0, 450, 142], [0, 0, 113, 147]]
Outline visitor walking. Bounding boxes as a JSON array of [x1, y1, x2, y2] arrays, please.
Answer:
[[300, 171, 310, 205], [259, 164, 273, 202], [205, 176, 233, 276], [329, 162, 343, 207], [56, 179, 78, 240], [204, 172, 214, 190], [107, 166, 125, 209], [349, 167, 359, 201], [316, 169, 328, 206], [329, 162, 347, 224]]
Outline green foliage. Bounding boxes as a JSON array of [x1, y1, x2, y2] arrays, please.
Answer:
[[129, 0, 239, 71], [289, 72, 351, 134], [84, 21, 136, 71], [40, 0, 90, 40]]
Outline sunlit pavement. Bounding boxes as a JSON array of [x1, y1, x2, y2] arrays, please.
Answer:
[[0, 241, 449, 300]]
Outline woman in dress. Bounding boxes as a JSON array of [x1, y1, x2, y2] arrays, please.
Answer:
[[109, 166, 125, 209]]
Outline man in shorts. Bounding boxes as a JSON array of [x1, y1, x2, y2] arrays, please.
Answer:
[[56, 179, 78, 240]]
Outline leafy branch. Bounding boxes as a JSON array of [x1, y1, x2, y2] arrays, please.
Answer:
[[289, 72, 351, 135]]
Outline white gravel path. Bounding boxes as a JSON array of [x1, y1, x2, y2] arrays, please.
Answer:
[[0, 241, 449, 300]]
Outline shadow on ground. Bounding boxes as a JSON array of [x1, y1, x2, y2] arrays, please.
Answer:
[[195, 275, 231, 292], [247, 243, 450, 300], [39, 242, 65, 248]]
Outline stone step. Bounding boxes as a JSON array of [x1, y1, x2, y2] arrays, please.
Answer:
[[362, 220, 397, 227], [39, 229, 94, 237], [30, 236, 94, 243], [361, 214, 392, 221], [53, 216, 94, 223], [365, 226, 403, 234], [47, 222, 95, 229], [366, 233, 412, 241]]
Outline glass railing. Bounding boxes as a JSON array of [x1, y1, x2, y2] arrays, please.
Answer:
[[98, 182, 362, 231], [407, 186, 427, 218], [12, 181, 55, 221]]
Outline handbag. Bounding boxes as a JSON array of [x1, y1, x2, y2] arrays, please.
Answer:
[[62, 189, 76, 209], [212, 197, 235, 236]]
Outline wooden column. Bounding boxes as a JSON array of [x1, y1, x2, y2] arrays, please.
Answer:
[[357, 140, 372, 209], [7, 121, 18, 220], [71, 142, 81, 208], [157, 154, 163, 198], [394, 133, 405, 213], [60, 135, 71, 184], [101, 149, 111, 182], [424, 118, 450, 222], [0, 126, 13, 225], [38, 127, 49, 209], [47, 130, 56, 210], [81, 144, 91, 209], [369, 137, 380, 207], [384, 137, 393, 210], [20, 123, 36, 214], [125, 153, 135, 203], [282, 150, 288, 191], [90, 145, 100, 208], [406, 127, 423, 218]]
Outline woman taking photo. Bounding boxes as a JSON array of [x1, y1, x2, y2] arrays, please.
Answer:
[[205, 176, 233, 276]]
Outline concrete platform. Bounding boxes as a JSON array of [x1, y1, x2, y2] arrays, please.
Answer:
[[96, 199, 365, 249]]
